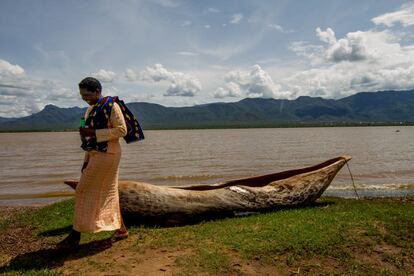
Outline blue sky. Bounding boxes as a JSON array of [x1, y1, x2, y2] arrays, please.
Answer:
[[1, 0, 414, 117]]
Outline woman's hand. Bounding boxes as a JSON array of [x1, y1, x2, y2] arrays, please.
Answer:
[[79, 127, 96, 137]]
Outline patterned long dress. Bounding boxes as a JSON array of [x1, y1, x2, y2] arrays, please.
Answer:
[[73, 102, 127, 233]]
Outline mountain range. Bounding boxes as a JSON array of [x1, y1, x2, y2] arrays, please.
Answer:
[[1, 89, 414, 131]]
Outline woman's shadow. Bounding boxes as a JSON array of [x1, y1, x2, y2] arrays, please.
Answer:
[[0, 228, 112, 274]]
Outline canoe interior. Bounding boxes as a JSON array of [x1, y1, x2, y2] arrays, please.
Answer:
[[172, 156, 351, 191]]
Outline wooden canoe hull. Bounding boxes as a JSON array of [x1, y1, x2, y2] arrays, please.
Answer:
[[65, 156, 351, 225], [119, 156, 351, 225]]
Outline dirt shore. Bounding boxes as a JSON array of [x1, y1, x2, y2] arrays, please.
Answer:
[[1, 197, 413, 275]]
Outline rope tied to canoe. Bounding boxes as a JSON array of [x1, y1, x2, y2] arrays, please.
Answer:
[[344, 159, 360, 200]]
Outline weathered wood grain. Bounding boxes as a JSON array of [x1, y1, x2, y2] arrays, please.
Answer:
[[65, 156, 351, 225]]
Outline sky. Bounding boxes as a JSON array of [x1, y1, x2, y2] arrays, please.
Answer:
[[1, 0, 414, 117]]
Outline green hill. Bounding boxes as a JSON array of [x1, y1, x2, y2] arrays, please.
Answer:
[[1, 89, 414, 131]]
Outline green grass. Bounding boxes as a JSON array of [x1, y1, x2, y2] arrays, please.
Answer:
[[18, 200, 74, 234], [16, 199, 112, 242], [1, 197, 413, 275]]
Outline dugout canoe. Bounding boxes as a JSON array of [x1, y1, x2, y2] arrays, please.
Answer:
[[64, 156, 351, 225]]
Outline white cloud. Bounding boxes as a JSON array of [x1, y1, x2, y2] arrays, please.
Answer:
[[292, 27, 404, 66], [284, 27, 414, 98], [102, 85, 120, 96], [282, 65, 357, 98], [128, 64, 202, 97], [141, 64, 171, 82], [268, 24, 293, 33], [256, 57, 281, 65], [128, 93, 156, 102], [0, 59, 78, 117], [165, 75, 201, 97], [328, 32, 369, 62], [281, 15, 414, 100], [153, 0, 181, 8], [372, 2, 414, 27], [193, 41, 261, 61], [0, 59, 25, 76], [125, 68, 138, 81], [158, 96, 201, 107], [0, 95, 43, 117], [177, 51, 199, 56], [268, 24, 283, 32], [181, 20, 191, 27], [316, 27, 369, 62], [281, 61, 414, 99], [206, 8, 220, 13], [230, 13, 243, 24], [320, 28, 404, 65], [316, 27, 336, 44], [246, 65, 283, 97], [214, 82, 242, 98], [289, 41, 325, 65], [204, 24, 211, 29], [215, 65, 286, 99], [363, 64, 414, 90], [91, 69, 116, 83]]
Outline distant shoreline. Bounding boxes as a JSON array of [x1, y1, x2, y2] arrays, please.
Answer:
[[0, 122, 413, 133]]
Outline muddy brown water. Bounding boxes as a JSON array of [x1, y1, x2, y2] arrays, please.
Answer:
[[1, 127, 413, 205]]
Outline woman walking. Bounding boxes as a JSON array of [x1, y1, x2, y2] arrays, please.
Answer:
[[58, 77, 144, 249]]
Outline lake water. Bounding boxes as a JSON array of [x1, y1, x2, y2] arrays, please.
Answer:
[[1, 127, 413, 205]]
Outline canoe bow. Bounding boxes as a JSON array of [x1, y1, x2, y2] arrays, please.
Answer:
[[117, 156, 351, 225]]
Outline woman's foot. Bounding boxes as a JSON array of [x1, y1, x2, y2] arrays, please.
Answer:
[[56, 230, 80, 250], [111, 229, 129, 242]]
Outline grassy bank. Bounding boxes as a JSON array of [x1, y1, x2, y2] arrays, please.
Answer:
[[1, 197, 413, 275]]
